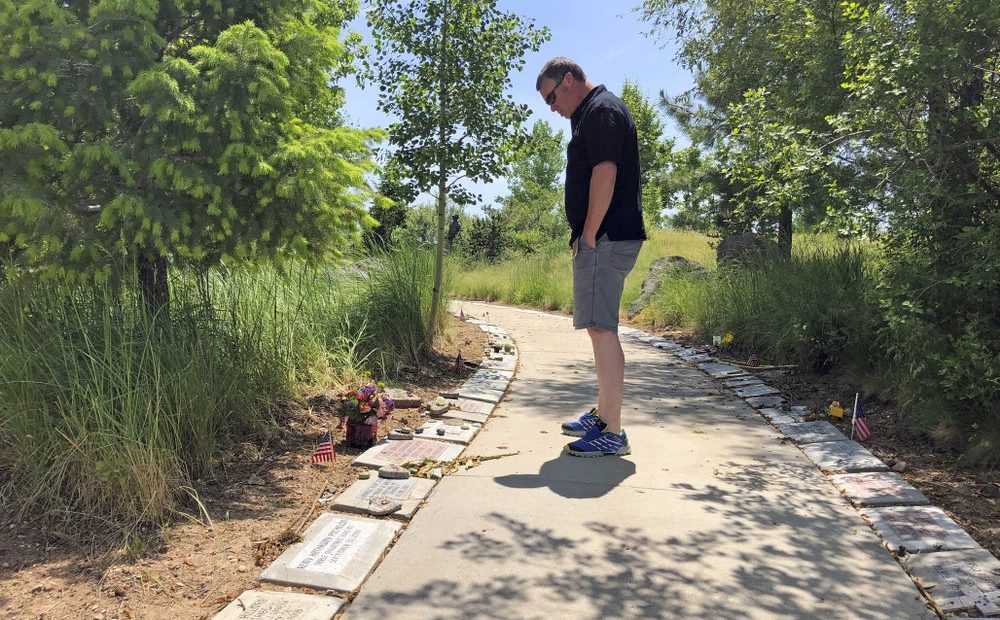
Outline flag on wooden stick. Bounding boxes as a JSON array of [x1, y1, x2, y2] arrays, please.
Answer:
[[311, 430, 335, 463], [851, 394, 872, 442]]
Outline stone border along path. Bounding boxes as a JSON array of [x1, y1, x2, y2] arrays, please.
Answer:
[[209, 309, 520, 620], [209, 303, 1000, 619], [683, 341, 1000, 617]]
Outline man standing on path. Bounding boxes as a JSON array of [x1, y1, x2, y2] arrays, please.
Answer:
[[536, 57, 646, 457]]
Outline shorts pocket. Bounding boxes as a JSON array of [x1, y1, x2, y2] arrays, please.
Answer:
[[610, 240, 642, 272]]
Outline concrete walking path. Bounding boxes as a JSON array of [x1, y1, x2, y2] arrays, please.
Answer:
[[345, 302, 932, 619]]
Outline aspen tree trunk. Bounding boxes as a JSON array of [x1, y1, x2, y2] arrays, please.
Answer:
[[426, 0, 450, 345]]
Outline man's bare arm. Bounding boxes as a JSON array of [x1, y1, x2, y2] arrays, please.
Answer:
[[582, 161, 618, 247]]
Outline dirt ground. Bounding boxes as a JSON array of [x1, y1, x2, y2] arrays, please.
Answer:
[[0, 315, 488, 620]]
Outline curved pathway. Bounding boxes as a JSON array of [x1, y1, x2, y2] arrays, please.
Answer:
[[344, 302, 932, 619]]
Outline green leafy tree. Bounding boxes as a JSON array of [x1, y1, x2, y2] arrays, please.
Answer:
[[500, 119, 565, 251], [0, 0, 378, 312], [661, 145, 724, 232], [638, 0, 855, 248], [836, 0, 1000, 462], [621, 80, 673, 228], [457, 207, 511, 262], [718, 88, 832, 255], [366, 0, 547, 342]]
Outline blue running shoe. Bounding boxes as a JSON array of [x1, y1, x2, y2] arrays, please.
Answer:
[[560, 408, 603, 437], [565, 428, 631, 457]]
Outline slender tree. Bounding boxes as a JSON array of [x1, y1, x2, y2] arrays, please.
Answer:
[[0, 0, 377, 312], [366, 0, 547, 342]]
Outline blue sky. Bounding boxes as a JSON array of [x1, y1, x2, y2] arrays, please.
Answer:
[[338, 1, 693, 212]]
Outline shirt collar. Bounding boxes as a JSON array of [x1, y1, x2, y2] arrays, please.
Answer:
[[571, 84, 606, 124]]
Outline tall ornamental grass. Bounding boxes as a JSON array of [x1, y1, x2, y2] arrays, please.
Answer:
[[641, 243, 880, 372], [0, 248, 438, 537]]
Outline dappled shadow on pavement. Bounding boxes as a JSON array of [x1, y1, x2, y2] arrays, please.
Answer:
[[350, 457, 927, 619]]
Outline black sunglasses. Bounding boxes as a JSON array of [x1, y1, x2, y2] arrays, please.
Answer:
[[544, 73, 566, 105]]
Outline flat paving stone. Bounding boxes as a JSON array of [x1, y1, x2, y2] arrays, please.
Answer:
[[723, 376, 762, 388], [461, 376, 509, 393], [745, 394, 787, 408], [686, 353, 714, 363], [758, 407, 801, 425], [444, 398, 495, 416], [654, 341, 685, 352], [735, 384, 781, 398], [470, 368, 513, 381], [830, 472, 930, 507], [212, 590, 345, 620], [697, 362, 745, 378], [776, 421, 845, 444], [458, 386, 504, 403], [415, 419, 481, 444], [353, 438, 464, 469], [480, 356, 517, 372], [801, 440, 888, 473], [903, 548, 1000, 615], [440, 409, 489, 424], [260, 513, 401, 592], [860, 506, 982, 553], [331, 476, 437, 520]]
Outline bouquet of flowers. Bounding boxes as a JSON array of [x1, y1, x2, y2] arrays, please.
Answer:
[[338, 383, 395, 425]]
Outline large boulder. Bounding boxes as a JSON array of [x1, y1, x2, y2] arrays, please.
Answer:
[[716, 232, 771, 264], [627, 256, 708, 318]]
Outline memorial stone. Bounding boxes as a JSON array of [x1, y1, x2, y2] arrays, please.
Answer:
[[698, 362, 746, 378], [745, 394, 787, 408], [353, 438, 464, 469], [416, 419, 480, 444], [861, 506, 982, 553], [461, 376, 509, 393], [383, 388, 420, 409], [735, 383, 780, 398], [378, 465, 410, 479], [481, 356, 517, 372], [830, 472, 930, 507], [724, 376, 763, 388], [472, 368, 514, 381], [458, 386, 504, 404], [259, 514, 401, 592], [758, 407, 800, 425], [332, 476, 437, 520], [212, 591, 345, 620], [801, 441, 888, 472], [776, 421, 844, 444], [904, 548, 1000, 615]]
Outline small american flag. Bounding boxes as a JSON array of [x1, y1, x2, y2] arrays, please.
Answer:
[[311, 431, 335, 463], [853, 401, 872, 442]]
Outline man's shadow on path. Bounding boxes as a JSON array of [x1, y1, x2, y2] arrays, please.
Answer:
[[493, 452, 636, 499]]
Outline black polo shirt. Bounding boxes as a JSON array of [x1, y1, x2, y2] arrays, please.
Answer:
[[565, 84, 646, 247]]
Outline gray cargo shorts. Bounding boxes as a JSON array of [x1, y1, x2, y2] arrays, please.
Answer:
[[572, 234, 643, 331]]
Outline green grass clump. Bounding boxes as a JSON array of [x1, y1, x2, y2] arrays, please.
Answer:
[[0, 249, 438, 538], [642, 243, 880, 372]]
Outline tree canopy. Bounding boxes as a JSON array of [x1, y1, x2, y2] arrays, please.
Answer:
[[0, 0, 378, 307], [366, 0, 547, 339]]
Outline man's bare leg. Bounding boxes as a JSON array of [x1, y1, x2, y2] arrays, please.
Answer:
[[588, 327, 624, 434]]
